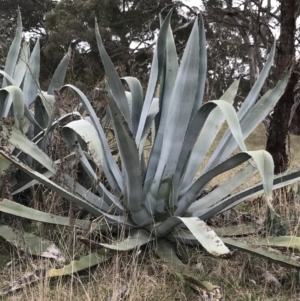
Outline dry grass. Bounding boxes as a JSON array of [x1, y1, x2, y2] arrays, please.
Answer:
[[0, 238, 194, 301], [0, 124, 300, 300], [1, 239, 300, 301]]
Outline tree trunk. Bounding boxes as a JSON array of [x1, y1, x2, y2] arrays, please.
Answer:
[[289, 97, 300, 135], [266, 0, 297, 174]]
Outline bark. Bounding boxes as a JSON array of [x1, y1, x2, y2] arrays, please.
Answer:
[[289, 102, 300, 135], [232, 16, 260, 86], [266, 0, 298, 173]]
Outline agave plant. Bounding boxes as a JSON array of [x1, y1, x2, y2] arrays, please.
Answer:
[[0, 10, 79, 275], [1, 10, 300, 297], [0, 9, 75, 182]]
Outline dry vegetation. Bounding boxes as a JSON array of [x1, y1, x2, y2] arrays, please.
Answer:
[[0, 123, 300, 301]]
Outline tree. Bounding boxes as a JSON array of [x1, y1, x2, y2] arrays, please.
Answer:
[[0, 0, 56, 68], [193, 0, 300, 173], [0, 0, 56, 33], [43, 0, 185, 88], [266, 0, 300, 173], [197, 0, 282, 103]]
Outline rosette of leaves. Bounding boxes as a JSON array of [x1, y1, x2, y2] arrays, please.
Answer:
[[0, 9, 74, 184], [0, 10, 78, 281], [1, 10, 300, 297]]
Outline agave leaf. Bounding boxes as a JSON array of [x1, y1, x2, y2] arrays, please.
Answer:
[[43, 101, 59, 138], [154, 151, 274, 234], [99, 182, 124, 211], [48, 249, 116, 277], [238, 42, 276, 121], [63, 131, 123, 212], [175, 152, 257, 216], [200, 168, 300, 221], [139, 97, 159, 157], [151, 19, 200, 199], [48, 45, 72, 95], [0, 90, 6, 114], [222, 237, 300, 269], [180, 217, 230, 256], [155, 239, 223, 297], [62, 119, 104, 173], [0, 198, 110, 231], [0, 225, 65, 262], [240, 70, 291, 137], [174, 100, 248, 203], [135, 10, 172, 144], [60, 84, 122, 191], [35, 91, 60, 145], [0, 71, 17, 86], [0, 154, 11, 187], [0, 250, 115, 296], [2, 9, 22, 88], [105, 85, 131, 126], [188, 164, 257, 214], [204, 69, 290, 172], [1, 86, 21, 118], [23, 39, 40, 107], [255, 236, 300, 250], [143, 20, 178, 193], [0, 151, 127, 223], [0, 154, 11, 172], [168, 228, 300, 269], [23, 104, 43, 131], [125, 91, 133, 115], [181, 79, 240, 191], [202, 151, 274, 214], [83, 229, 153, 251], [15, 112, 76, 161], [191, 14, 207, 116], [168, 226, 256, 242], [51, 168, 119, 218], [178, 150, 274, 216], [9, 130, 113, 214], [34, 95, 50, 153], [0, 86, 25, 131], [213, 224, 258, 237], [154, 13, 177, 133], [62, 125, 117, 201], [95, 20, 131, 130], [154, 217, 229, 256], [108, 95, 152, 226], [71, 152, 119, 212], [121, 77, 143, 137], [65, 137, 99, 186], [26, 112, 81, 148], [36, 92, 55, 119], [161, 99, 247, 210], [2, 124, 56, 172], [11, 161, 113, 215], [13, 40, 29, 87]]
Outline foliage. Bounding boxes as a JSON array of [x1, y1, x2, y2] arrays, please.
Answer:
[[0, 9, 300, 298], [0, 0, 55, 67], [43, 0, 172, 84], [0, 9, 72, 185]]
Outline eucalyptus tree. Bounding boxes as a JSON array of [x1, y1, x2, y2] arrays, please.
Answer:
[[266, 0, 300, 173]]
